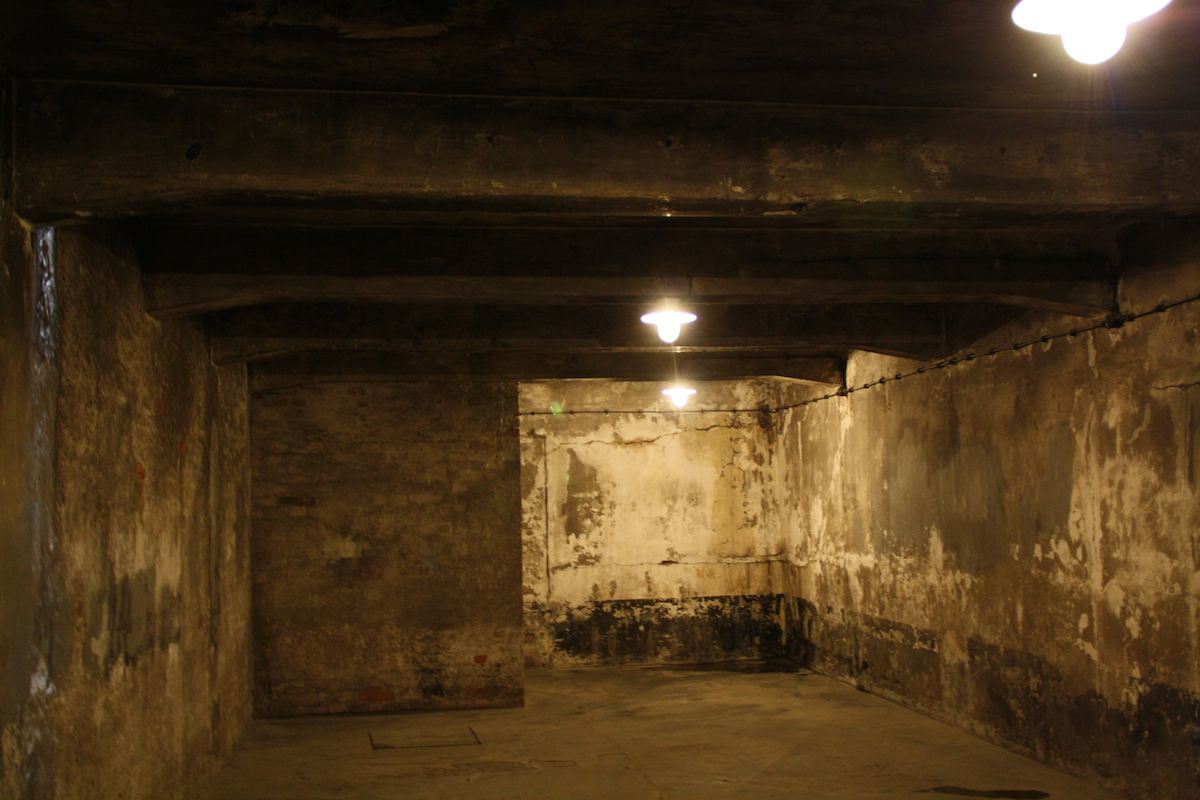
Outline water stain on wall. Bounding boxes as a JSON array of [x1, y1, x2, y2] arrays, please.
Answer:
[[562, 450, 606, 541]]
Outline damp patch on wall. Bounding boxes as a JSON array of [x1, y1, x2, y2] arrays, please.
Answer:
[[545, 595, 786, 665]]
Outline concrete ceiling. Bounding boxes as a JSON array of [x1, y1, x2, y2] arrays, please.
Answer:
[[4, 1, 1200, 108], [3, 0, 1195, 383]]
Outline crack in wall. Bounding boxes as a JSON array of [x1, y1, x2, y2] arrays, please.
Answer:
[[552, 556, 786, 572], [1152, 381, 1200, 391]]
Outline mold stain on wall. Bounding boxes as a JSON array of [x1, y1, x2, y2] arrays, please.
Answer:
[[520, 379, 798, 668], [517, 263, 1199, 799], [777, 295, 1200, 800]]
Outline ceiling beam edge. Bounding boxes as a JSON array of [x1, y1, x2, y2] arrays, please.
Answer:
[[16, 80, 1200, 222]]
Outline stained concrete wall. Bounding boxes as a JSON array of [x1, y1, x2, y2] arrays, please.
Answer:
[[250, 380, 523, 716], [0, 211, 55, 797], [2, 223, 252, 800], [778, 240, 1200, 799], [43, 226, 253, 799], [520, 380, 795, 667]]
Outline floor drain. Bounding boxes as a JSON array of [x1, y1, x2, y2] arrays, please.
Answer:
[[922, 788, 1050, 799], [368, 727, 482, 750]]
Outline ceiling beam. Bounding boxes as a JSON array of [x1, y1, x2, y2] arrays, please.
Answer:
[[214, 338, 889, 365], [138, 224, 1117, 277], [205, 302, 955, 361], [245, 351, 845, 385], [149, 272, 1114, 318], [15, 80, 1200, 223]]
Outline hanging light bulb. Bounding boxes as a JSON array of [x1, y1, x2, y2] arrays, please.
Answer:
[[641, 307, 697, 344], [662, 386, 697, 408], [1012, 0, 1173, 64], [1061, 18, 1127, 64]]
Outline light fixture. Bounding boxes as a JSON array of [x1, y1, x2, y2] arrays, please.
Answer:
[[643, 310, 695, 343], [662, 386, 697, 408], [638, 309, 696, 343], [1012, 0, 1173, 64], [640, 306, 697, 344]]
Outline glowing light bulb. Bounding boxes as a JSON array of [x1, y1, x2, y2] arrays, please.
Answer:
[[663, 386, 697, 408], [1062, 20, 1126, 64], [640, 309, 697, 344], [1011, 0, 1172, 64]]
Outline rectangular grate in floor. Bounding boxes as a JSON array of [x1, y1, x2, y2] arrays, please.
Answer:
[[367, 727, 481, 751]]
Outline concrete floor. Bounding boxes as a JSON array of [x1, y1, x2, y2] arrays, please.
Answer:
[[204, 664, 1119, 799]]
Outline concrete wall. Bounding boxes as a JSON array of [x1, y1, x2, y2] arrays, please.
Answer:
[[250, 380, 524, 716], [520, 380, 797, 667], [778, 242, 1200, 799], [43, 226, 253, 800], [0, 212, 55, 797], [2, 223, 252, 800]]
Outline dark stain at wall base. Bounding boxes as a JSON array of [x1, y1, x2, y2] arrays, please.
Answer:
[[785, 597, 819, 666], [549, 595, 785, 665], [967, 638, 1200, 800], [791, 605, 1200, 800], [922, 788, 1049, 799], [418, 668, 446, 700]]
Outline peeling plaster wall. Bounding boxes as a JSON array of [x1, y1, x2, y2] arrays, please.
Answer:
[[8, 225, 254, 800], [250, 381, 523, 716], [520, 380, 795, 667], [778, 249, 1200, 799]]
